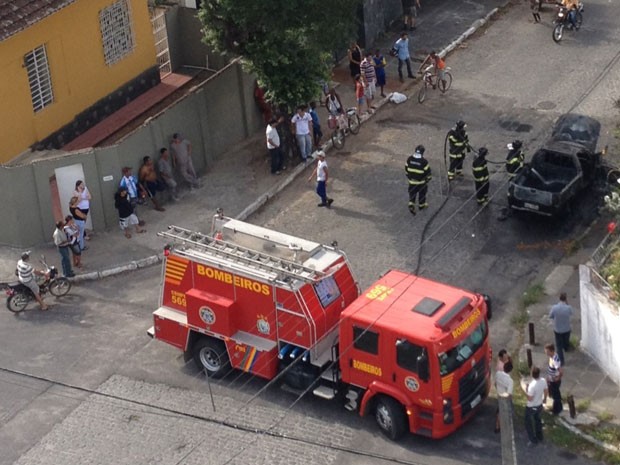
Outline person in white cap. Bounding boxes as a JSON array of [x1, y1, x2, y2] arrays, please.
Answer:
[[307, 151, 333, 208], [506, 140, 524, 179]]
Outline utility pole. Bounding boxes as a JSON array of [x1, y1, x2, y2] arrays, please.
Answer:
[[498, 393, 517, 465]]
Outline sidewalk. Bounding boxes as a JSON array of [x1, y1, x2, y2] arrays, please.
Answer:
[[518, 217, 620, 445], [2, 0, 618, 454]]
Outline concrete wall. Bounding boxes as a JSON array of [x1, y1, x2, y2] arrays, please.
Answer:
[[0, 60, 263, 247], [579, 264, 620, 385], [360, 0, 402, 49], [165, 5, 229, 72]]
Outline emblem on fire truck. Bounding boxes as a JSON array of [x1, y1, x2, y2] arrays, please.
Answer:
[[256, 314, 270, 335], [405, 376, 420, 392], [199, 307, 216, 325]]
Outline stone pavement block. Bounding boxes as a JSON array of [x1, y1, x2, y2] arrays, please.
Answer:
[[14, 375, 349, 465], [544, 265, 575, 296]]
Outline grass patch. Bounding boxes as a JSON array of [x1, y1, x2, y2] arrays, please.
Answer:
[[510, 309, 529, 327], [510, 374, 620, 464], [521, 282, 545, 309], [564, 239, 581, 255], [576, 398, 591, 413], [516, 360, 530, 377], [585, 424, 620, 445], [597, 411, 615, 422], [569, 335, 579, 350]]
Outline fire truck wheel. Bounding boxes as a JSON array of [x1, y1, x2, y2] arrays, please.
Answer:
[[375, 396, 406, 441], [192, 338, 230, 378]]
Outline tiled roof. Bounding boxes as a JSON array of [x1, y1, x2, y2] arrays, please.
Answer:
[[0, 0, 76, 42]]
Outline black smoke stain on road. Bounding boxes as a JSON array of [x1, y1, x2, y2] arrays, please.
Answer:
[[499, 120, 533, 133]]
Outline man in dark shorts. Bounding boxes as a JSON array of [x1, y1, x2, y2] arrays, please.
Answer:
[[402, 0, 420, 31], [139, 156, 166, 212]]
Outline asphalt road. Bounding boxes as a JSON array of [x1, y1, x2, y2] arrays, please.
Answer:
[[2, 1, 620, 464]]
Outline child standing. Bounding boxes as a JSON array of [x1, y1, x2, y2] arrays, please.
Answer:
[[355, 74, 368, 114], [373, 49, 387, 98]]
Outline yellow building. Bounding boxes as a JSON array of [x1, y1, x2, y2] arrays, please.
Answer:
[[0, 0, 157, 162]]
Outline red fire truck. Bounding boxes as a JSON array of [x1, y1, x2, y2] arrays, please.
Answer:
[[149, 213, 492, 440]]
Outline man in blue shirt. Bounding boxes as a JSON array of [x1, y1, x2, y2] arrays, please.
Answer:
[[549, 292, 573, 365], [393, 32, 414, 82]]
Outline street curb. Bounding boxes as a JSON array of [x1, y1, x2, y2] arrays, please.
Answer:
[[442, 8, 499, 57], [557, 416, 620, 454], [70, 255, 162, 283], [62, 7, 503, 283]]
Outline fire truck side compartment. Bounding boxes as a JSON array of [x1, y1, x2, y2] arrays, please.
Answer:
[[185, 288, 235, 336], [153, 307, 189, 350]]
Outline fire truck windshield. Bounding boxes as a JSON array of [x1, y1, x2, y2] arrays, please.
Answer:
[[437, 320, 487, 376]]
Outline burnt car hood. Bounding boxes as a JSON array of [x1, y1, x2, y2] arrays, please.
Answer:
[[548, 113, 600, 153]]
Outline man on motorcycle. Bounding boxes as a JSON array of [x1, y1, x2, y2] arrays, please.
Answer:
[[561, 0, 579, 29], [16, 252, 48, 311]]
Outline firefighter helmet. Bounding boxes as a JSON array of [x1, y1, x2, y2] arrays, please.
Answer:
[[512, 140, 523, 150], [478, 147, 488, 157], [415, 145, 425, 155], [456, 120, 466, 130]]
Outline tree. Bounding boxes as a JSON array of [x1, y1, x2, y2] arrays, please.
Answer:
[[198, 0, 360, 109]]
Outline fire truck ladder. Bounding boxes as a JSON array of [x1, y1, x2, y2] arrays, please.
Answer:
[[159, 225, 326, 283]]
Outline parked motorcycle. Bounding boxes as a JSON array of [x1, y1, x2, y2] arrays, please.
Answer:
[[553, 3, 584, 43], [5, 256, 72, 312]]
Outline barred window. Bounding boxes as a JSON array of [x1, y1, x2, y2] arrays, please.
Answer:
[[25, 45, 54, 112], [99, 0, 134, 65]]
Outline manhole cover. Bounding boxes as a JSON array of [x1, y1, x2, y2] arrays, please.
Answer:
[[538, 101, 556, 110]]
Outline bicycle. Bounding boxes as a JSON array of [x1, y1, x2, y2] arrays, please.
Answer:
[[417, 65, 453, 103], [328, 108, 361, 149]]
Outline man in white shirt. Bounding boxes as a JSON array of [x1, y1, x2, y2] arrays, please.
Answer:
[[16, 251, 48, 310], [523, 366, 548, 446], [266, 117, 284, 175], [53, 220, 75, 278], [307, 151, 333, 208], [494, 358, 513, 433], [291, 105, 313, 162]]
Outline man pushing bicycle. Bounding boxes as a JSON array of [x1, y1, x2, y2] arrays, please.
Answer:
[[418, 51, 447, 90]]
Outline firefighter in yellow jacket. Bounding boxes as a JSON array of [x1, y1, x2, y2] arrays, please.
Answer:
[[406, 145, 432, 215], [472, 147, 490, 206], [447, 120, 470, 181]]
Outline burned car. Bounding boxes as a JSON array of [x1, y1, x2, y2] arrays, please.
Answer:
[[507, 114, 601, 216]]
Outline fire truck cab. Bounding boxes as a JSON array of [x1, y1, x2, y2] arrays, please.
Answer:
[[335, 270, 491, 440]]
